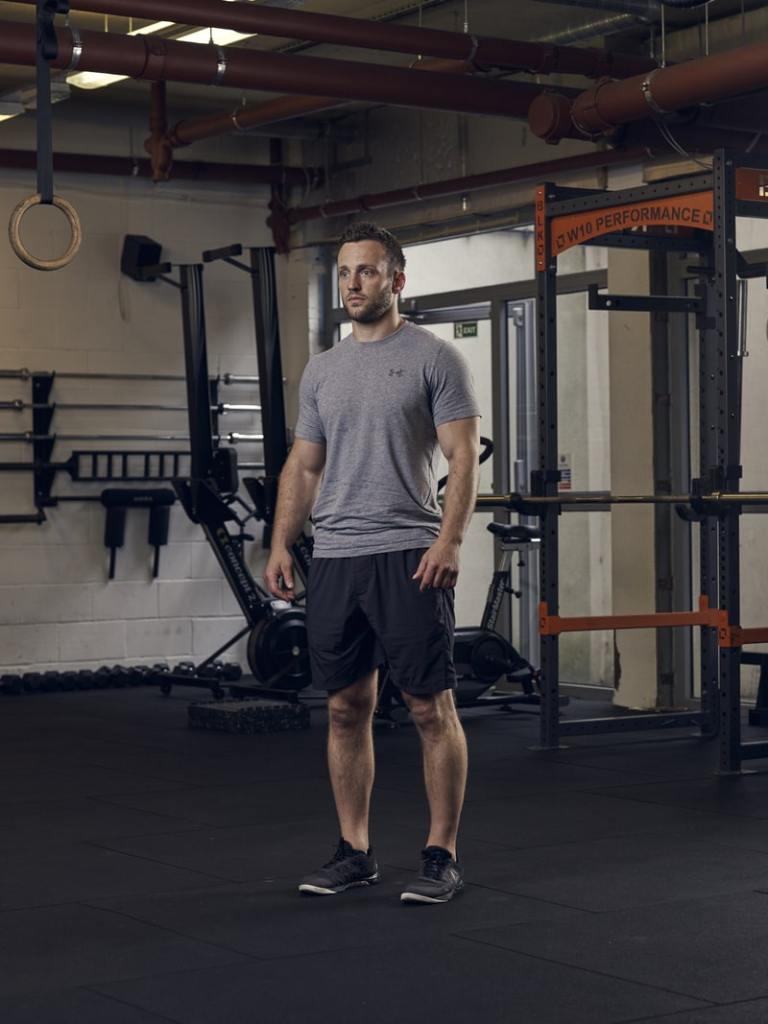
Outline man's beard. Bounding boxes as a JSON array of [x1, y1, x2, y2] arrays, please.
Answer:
[[345, 290, 394, 324]]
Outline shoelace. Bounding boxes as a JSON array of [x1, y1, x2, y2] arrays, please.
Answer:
[[422, 848, 452, 880], [323, 840, 359, 868]]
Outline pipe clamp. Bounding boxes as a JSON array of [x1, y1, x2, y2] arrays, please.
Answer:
[[641, 68, 671, 116], [66, 26, 82, 72], [213, 48, 227, 85]]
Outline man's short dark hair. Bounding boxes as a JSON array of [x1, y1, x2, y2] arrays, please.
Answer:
[[336, 222, 406, 273]]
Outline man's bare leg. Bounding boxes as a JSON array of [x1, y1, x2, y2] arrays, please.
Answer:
[[327, 668, 378, 852], [402, 689, 467, 859]]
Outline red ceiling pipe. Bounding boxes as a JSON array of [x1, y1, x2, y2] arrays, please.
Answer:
[[283, 146, 649, 226], [528, 37, 768, 142], [169, 96, 346, 148], [169, 57, 472, 149], [146, 79, 173, 180], [0, 148, 313, 184], [0, 22, 575, 120], [16, 0, 657, 79]]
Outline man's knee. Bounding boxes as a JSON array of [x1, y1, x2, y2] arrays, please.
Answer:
[[328, 670, 378, 730], [402, 689, 457, 731]]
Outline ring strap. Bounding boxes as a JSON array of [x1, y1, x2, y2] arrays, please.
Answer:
[[9, 194, 82, 272]]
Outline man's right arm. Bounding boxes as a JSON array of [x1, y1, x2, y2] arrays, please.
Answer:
[[263, 438, 326, 599]]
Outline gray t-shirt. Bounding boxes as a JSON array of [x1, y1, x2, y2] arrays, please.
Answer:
[[293, 321, 481, 558]]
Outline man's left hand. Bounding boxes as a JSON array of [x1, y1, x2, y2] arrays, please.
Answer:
[[412, 539, 460, 592]]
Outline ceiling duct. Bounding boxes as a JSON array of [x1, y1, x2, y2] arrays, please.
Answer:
[[528, 0, 658, 20]]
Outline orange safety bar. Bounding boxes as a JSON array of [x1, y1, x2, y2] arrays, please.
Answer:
[[539, 596, 727, 637], [539, 599, 768, 650], [719, 626, 768, 649]]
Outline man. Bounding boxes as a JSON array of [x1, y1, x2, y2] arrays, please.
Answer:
[[264, 222, 480, 905]]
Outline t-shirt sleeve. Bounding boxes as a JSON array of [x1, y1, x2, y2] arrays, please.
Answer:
[[429, 342, 482, 428], [293, 358, 326, 443]]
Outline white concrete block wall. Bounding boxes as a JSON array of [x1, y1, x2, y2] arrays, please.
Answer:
[[0, 157, 280, 676]]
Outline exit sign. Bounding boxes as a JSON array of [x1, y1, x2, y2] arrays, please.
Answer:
[[454, 321, 478, 339]]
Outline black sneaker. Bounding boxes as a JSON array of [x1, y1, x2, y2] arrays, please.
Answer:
[[298, 838, 380, 896], [400, 846, 464, 904]]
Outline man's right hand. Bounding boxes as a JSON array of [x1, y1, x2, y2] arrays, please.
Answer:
[[264, 547, 296, 601]]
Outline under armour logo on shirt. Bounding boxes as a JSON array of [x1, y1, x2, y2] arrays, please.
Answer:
[[388, 368, 404, 377]]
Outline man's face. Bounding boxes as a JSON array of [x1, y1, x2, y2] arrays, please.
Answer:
[[337, 240, 404, 324]]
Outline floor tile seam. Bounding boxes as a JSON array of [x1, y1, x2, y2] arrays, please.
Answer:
[[54, 761, 216, 787], [460, 880, 768, 921], [0, 897, 94, 916], [84, 795, 210, 826], [77, 900, 268, 963], [613, 992, 768, 1024], [583, 791, 768, 821], [79, 987, 186, 1024], [249, 941, 385, 965], [452, 932, 718, 1006], [415, 878, 600, 914], [468, 826, 717, 855], [585, 776, 759, 795], [87, 949, 299, 995], [527, 757, 687, 781], [81, 840, 248, 883]]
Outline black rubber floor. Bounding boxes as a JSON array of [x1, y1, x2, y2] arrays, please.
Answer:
[[2, 687, 768, 1023]]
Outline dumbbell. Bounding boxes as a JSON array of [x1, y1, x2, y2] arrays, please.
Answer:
[[22, 671, 44, 694], [76, 670, 96, 690], [57, 671, 77, 692], [1, 674, 23, 695], [40, 671, 62, 693]]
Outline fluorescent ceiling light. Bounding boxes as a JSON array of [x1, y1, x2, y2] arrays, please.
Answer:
[[0, 100, 25, 124], [67, 20, 176, 90], [176, 27, 254, 45]]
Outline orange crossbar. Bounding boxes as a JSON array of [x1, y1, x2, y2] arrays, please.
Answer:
[[539, 597, 727, 637], [720, 627, 768, 649]]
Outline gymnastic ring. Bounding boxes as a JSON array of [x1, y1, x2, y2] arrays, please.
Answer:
[[8, 193, 82, 271]]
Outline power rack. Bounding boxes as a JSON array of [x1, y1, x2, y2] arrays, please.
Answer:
[[487, 149, 768, 773]]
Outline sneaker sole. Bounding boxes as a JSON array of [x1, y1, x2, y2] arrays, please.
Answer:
[[298, 873, 380, 896], [400, 883, 464, 904]]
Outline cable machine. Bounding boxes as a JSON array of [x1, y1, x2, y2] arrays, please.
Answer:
[[123, 240, 312, 698]]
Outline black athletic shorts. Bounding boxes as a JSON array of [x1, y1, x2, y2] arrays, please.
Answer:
[[305, 547, 457, 696]]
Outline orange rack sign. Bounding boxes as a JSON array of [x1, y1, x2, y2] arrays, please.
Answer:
[[536, 190, 714, 268]]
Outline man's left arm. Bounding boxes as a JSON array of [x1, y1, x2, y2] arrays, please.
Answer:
[[412, 416, 481, 591]]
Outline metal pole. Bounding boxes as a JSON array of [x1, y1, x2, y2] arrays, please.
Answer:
[[0, 369, 266, 384], [536, 184, 562, 750], [668, 253, 694, 707], [650, 247, 675, 708], [249, 247, 288, 478], [515, 300, 540, 663], [0, 433, 263, 443], [490, 298, 512, 648], [714, 150, 743, 774], [0, 401, 261, 413]]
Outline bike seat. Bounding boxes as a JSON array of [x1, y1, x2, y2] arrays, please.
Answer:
[[486, 523, 542, 543]]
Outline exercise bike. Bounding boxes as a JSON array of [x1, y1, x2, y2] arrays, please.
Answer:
[[376, 449, 566, 725]]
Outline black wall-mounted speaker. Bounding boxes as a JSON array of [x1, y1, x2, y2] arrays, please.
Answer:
[[120, 234, 163, 281]]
